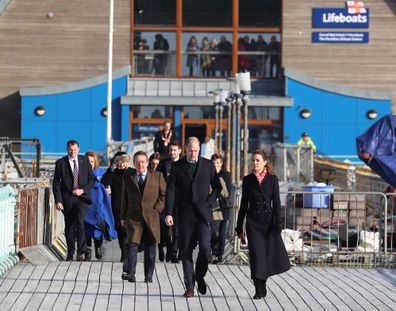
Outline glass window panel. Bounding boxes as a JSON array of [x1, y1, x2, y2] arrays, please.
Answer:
[[132, 124, 161, 139], [238, 33, 281, 79], [184, 106, 216, 119], [133, 32, 176, 76], [239, 0, 281, 27], [183, 0, 232, 26], [134, 0, 176, 25], [182, 33, 232, 77], [248, 125, 282, 153], [133, 106, 173, 119], [248, 107, 281, 120]]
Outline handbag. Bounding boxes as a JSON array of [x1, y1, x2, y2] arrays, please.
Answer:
[[210, 199, 223, 221]]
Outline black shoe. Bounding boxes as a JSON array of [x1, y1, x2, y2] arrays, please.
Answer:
[[121, 272, 130, 281], [253, 279, 263, 299], [217, 256, 223, 263], [170, 256, 179, 263], [95, 247, 102, 259], [158, 247, 165, 262], [128, 274, 136, 283], [65, 253, 73, 261], [76, 254, 85, 262], [165, 251, 172, 263], [85, 251, 92, 261], [211, 256, 219, 264], [183, 288, 194, 298], [144, 277, 153, 283], [197, 279, 207, 295]]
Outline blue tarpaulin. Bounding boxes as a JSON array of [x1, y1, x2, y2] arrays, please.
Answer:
[[356, 114, 396, 187]]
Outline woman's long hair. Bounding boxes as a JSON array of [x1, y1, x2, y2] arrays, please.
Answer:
[[252, 149, 275, 175]]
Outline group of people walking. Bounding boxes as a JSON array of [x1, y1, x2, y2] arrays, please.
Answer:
[[52, 132, 290, 299]]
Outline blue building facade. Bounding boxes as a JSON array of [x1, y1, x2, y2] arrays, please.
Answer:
[[20, 67, 129, 154], [284, 69, 392, 162]]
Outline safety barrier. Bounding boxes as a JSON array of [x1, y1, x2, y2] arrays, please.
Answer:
[[228, 190, 395, 268], [0, 186, 19, 275]]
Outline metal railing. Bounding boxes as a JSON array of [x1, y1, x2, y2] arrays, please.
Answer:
[[226, 190, 395, 268], [0, 185, 18, 275]]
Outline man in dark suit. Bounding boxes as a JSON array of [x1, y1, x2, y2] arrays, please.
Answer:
[[154, 121, 176, 157], [165, 137, 221, 298], [53, 140, 95, 261]]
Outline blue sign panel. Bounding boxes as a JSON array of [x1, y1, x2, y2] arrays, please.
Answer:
[[312, 8, 369, 28], [312, 32, 369, 43]]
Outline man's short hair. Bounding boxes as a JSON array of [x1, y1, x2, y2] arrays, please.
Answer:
[[133, 150, 148, 162], [67, 140, 79, 147], [169, 140, 181, 149], [186, 136, 200, 147]]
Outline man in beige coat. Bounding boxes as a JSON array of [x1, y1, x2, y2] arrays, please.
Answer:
[[121, 150, 166, 283]]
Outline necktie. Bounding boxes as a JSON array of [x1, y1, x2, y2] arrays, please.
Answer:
[[138, 173, 144, 186], [73, 159, 79, 190]]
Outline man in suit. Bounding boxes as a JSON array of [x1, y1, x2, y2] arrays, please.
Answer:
[[121, 150, 166, 283], [53, 140, 95, 261], [165, 137, 221, 298], [154, 121, 176, 157]]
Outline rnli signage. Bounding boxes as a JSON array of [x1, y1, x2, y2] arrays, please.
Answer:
[[312, 1, 370, 43], [313, 8, 369, 28]]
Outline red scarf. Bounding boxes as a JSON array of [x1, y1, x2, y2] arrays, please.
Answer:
[[254, 169, 267, 185]]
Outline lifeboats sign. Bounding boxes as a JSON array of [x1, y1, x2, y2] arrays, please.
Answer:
[[312, 1, 370, 28]]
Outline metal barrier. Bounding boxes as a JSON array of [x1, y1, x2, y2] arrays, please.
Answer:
[[0, 186, 19, 275], [227, 190, 395, 268]]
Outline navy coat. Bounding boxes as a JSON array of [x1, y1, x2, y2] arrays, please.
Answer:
[[237, 172, 290, 280]]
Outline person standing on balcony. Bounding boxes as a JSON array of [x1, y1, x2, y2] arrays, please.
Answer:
[[186, 35, 199, 77], [235, 150, 290, 299], [53, 140, 95, 261], [153, 34, 169, 75]]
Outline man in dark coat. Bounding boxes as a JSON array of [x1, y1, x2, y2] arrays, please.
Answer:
[[154, 121, 177, 158], [165, 137, 221, 298], [52, 140, 95, 261], [157, 141, 182, 262], [121, 151, 166, 283]]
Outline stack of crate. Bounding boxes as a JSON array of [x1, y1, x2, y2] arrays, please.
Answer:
[[332, 194, 366, 227]]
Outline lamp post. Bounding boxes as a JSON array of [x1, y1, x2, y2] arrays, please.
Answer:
[[236, 72, 251, 177], [209, 91, 220, 152], [225, 97, 232, 173], [218, 90, 228, 155]]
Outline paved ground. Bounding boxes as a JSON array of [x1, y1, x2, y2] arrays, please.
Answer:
[[0, 260, 395, 311]]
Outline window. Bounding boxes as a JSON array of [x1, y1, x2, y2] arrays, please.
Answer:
[[133, 32, 176, 76], [183, 0, 232, 26], [239, 0, 281, 27], [134, 0, 176, 25], [248, 107, 281, 120], [133, 106, 173, 119], [238, 33, 281, 79], [182, 32, 232, 77]]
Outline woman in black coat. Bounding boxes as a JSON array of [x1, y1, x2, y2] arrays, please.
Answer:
[[235, 150, 290, 299], [101, 152, 134, 262]]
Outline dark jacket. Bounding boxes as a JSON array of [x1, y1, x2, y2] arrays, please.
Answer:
[[101, 167, 134, 229], [236, 172, 290, 280], [52, 155, 95, 211], [165, 156, 221, 249], [122, 169, 166, 244], [154, 130, 177, 156]]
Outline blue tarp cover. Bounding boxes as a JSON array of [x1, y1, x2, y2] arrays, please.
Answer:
[[356, 114, 396, 187]]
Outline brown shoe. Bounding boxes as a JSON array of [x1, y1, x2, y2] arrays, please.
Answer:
[[76, 254, 85, 261], [183, 288, 194, 298]]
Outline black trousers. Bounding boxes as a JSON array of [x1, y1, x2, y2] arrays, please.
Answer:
[[63, 196, 88, 256], [181, 222, 211, 290], [123, 223, 156, 279]]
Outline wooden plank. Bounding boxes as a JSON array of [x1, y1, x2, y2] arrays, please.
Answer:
[[326, 267, 392, 310], [35, 262, 71, 311], [51, 262, 82, 310], [134, 262, 149, 310], [208, 264, 243, 311], [79, 262, 102, 310], [206, 264, 233, 311], [94, 262, 113, 311], [120, 264, 136, 311], [0, 261, 27, 302], [164, 263, 188, 310], [66, 262, 91, 311], [23, 262, 60, 310], [9, 263, 47, 310], [108, 262, 124, 311], [0, 262, 36, 310], [217, 265, 258, 310], [155, 263, 176, 311]]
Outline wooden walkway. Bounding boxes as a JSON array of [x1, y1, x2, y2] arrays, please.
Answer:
[[0, 260, 395, 311]]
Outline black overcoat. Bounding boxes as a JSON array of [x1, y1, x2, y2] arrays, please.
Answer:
[[236, 172, 290, 280], [165, 156, 221, 250]]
